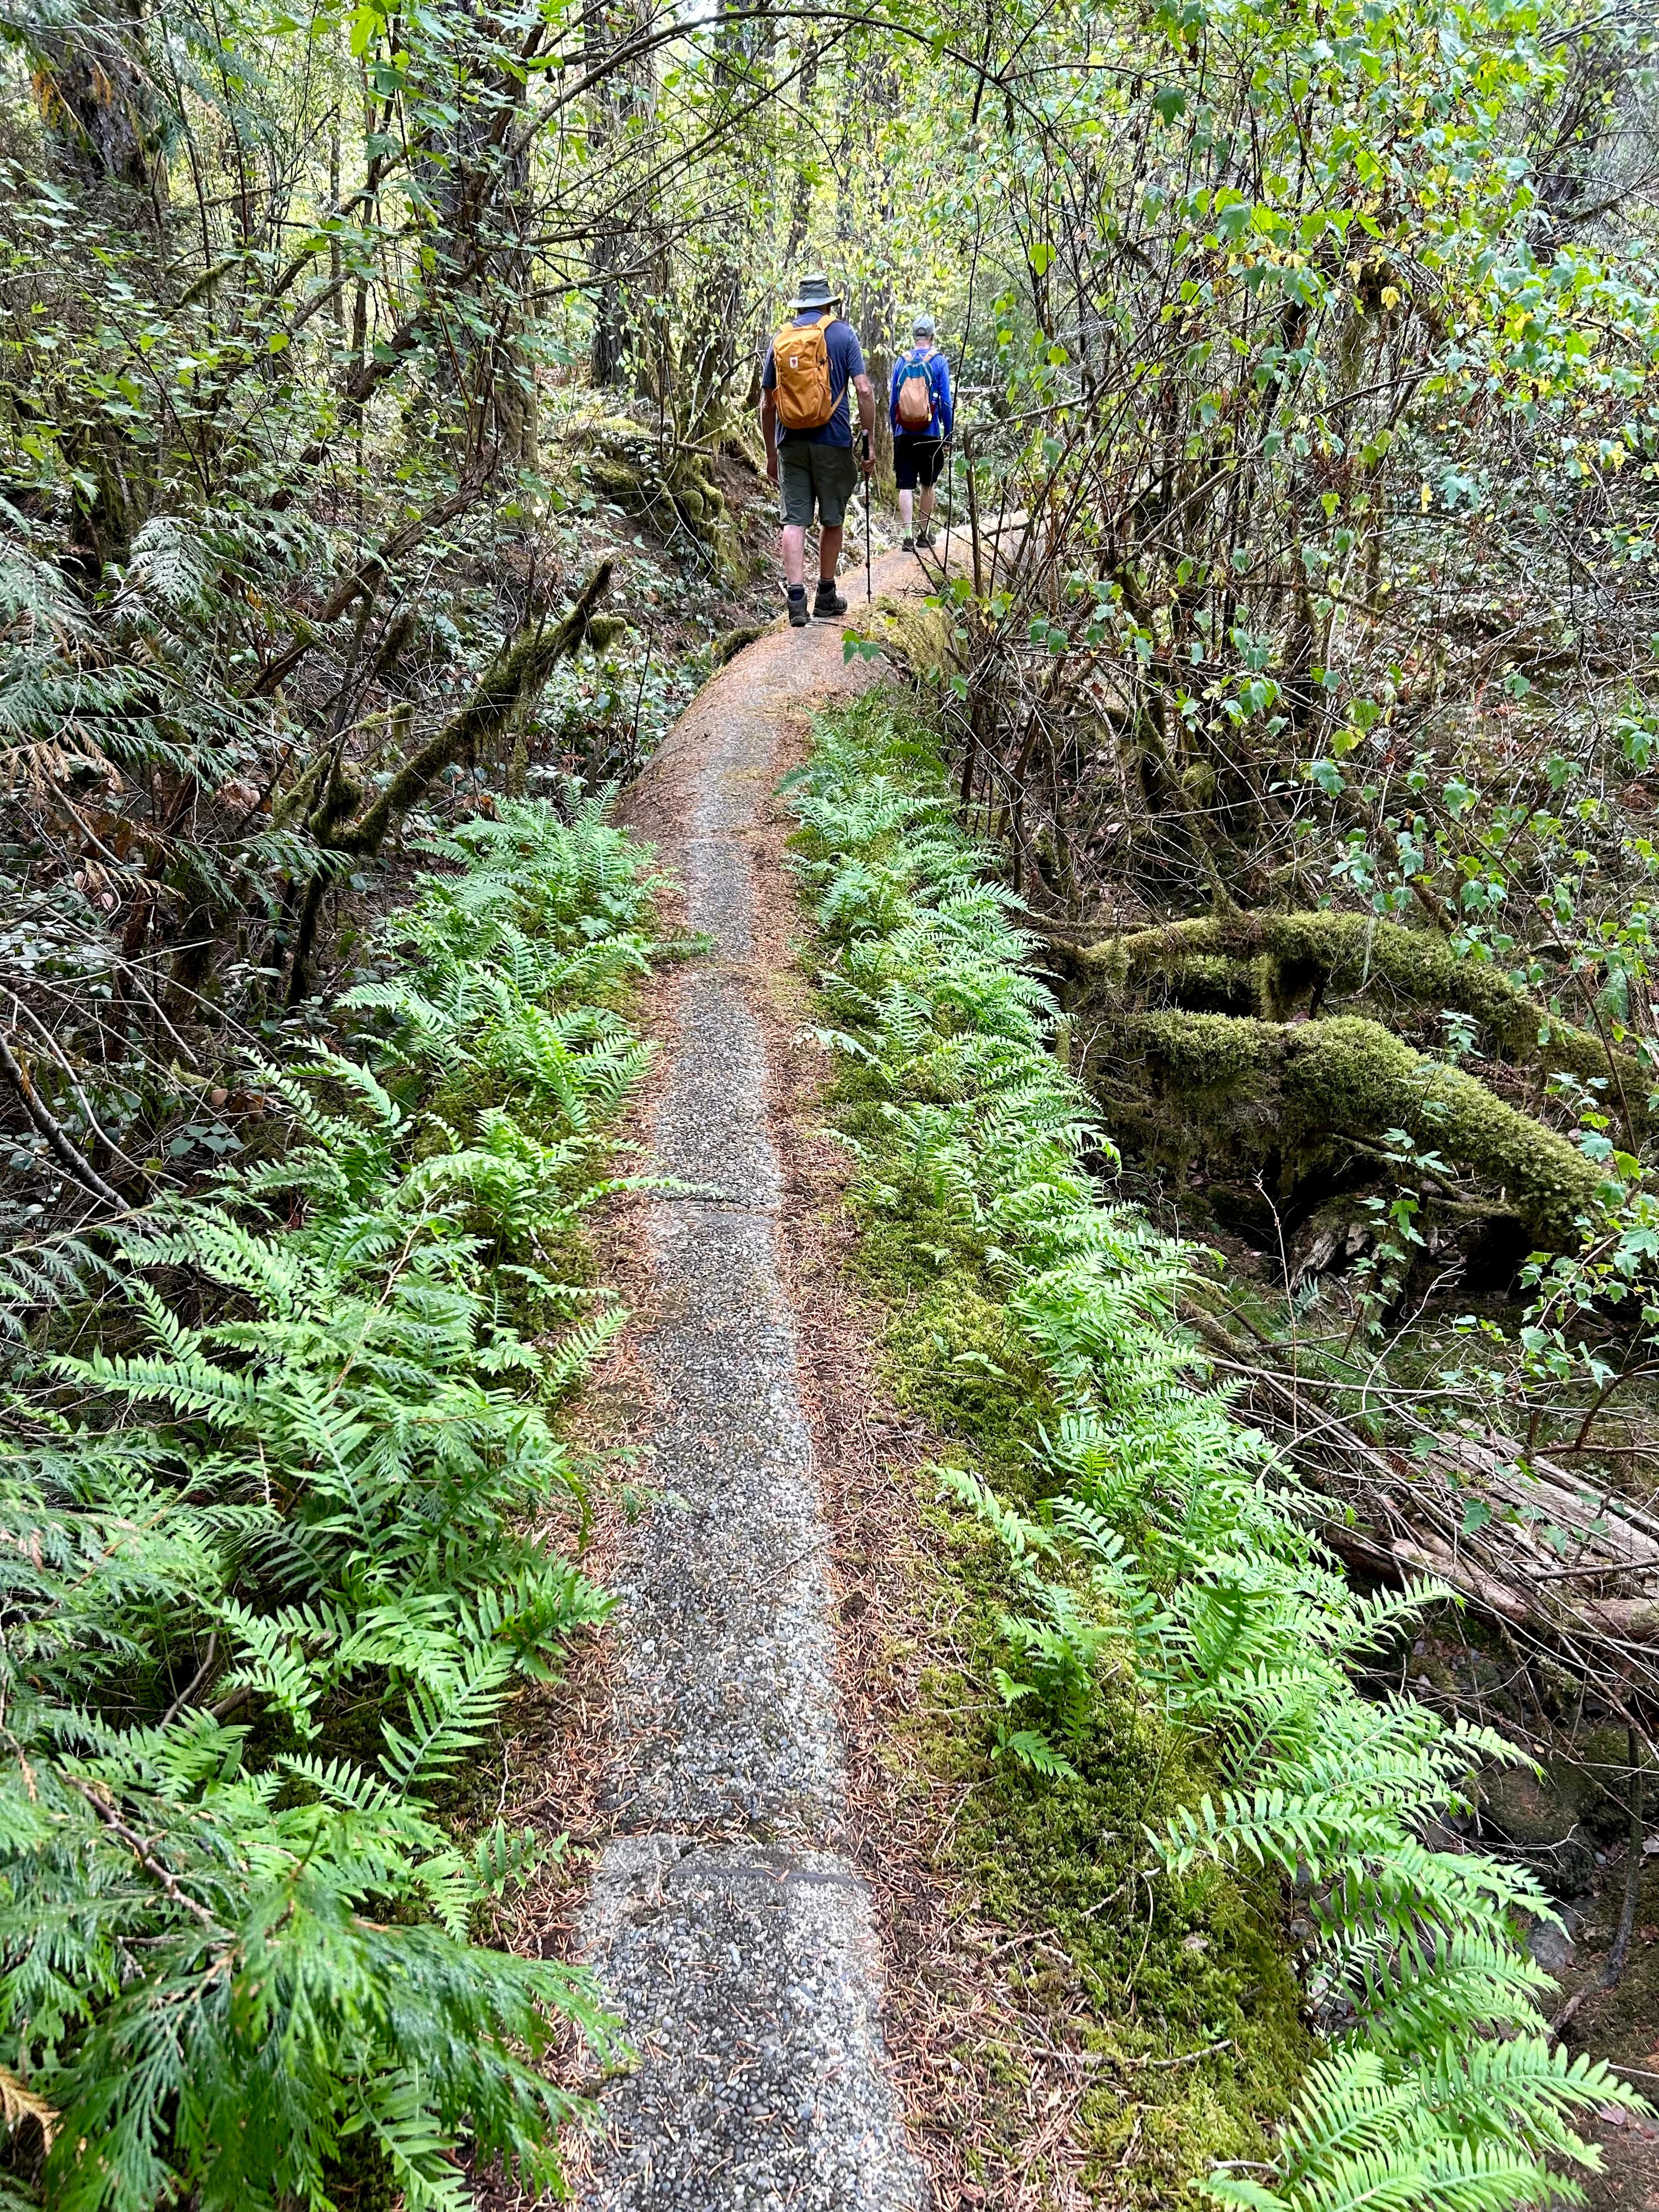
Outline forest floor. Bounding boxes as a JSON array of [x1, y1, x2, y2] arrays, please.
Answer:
[[1546, 1858, 1659, 2210]]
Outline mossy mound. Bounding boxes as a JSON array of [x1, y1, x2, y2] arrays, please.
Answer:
[[884, 1272, 1055, 1499], [568, 410, 734, 565], [957, 1683, 1307, 2202], [861, 590, 952, 677]]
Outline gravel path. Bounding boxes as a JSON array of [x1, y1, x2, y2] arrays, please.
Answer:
[[581, 561, 928, 2211]]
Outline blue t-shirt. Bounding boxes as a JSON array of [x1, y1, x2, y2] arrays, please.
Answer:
[[889, 348, 953, 440], [763, 313, 866, 448]]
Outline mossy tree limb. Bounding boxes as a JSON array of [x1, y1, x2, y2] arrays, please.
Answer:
[[338, 559, 616, 860], [1054, 908, 1644, 1116], [283, 562, 615, 1003], [1101, 1010, 1602, 1245]]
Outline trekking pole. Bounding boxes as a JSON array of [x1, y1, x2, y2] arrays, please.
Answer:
[[862, 429, 873, 605]]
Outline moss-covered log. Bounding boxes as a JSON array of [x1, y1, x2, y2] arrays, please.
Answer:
[[1055, 909, 1643, 1114], [1101, 1010, 1602, 1245]]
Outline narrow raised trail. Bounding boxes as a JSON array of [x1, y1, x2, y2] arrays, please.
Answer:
[[579, 552, 928, 2211]]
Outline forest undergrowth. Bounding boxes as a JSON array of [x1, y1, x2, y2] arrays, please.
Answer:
[[789, 682, 1639, 2212], [0, 795, 667, 2209]]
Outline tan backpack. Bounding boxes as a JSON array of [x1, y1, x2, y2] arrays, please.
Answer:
[[895, 348, 936, 430], [771, 317, 835, 430]]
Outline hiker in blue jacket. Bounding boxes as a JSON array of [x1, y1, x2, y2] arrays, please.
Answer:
[[889, 313, 953, 552]]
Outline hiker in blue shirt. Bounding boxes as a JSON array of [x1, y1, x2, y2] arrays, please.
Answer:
[[760, 272, 875, 626], [889, 314, 953, 553]]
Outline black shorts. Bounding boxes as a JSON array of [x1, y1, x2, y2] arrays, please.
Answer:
[[893, 435, 945, 491]]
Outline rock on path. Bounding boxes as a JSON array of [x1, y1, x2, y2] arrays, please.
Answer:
[[581, 564, 928, 2212]]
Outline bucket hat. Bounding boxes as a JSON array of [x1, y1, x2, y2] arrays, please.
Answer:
[[790, 272, 842, 311]]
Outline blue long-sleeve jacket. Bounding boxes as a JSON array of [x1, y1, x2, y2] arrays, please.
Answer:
[[889, 348, 953, 439]]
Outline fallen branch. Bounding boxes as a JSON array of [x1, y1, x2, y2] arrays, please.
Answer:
[[1104, 2037, 1236, 2073], [0, 1021, 126, 1208], [1180, 1297, 1659, 1673], [10, 999, 149, 1182], [339, 558, 620, 858]]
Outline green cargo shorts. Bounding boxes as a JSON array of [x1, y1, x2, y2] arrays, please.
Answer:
[[779, 439, 859, 529]]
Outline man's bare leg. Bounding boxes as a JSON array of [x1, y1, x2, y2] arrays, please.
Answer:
[[784, 523, 842, 586], [897, 488, 914, 538]]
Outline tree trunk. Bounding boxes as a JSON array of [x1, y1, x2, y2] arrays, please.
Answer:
[[31, 0, 164, 207]]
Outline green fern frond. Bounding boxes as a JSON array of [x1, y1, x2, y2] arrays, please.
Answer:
[[789, 690, 1588, 2212], [0, 793, 662, 2206]]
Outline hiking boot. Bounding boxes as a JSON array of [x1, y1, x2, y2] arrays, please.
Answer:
[[901, 534, 915, 552], [786, 586, 810, 628], [814, 578, 848, 618], [917, 524, 936, 550]]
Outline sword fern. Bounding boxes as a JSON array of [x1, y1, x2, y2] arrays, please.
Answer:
[[0, 795, 659, 2207], [791, 688, 1634, 2211]]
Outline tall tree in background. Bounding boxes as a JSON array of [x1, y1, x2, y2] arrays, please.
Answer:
[[29, 0, 165, 204]]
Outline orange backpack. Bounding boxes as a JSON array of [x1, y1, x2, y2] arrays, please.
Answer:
[[771, 317, 835, 430]]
